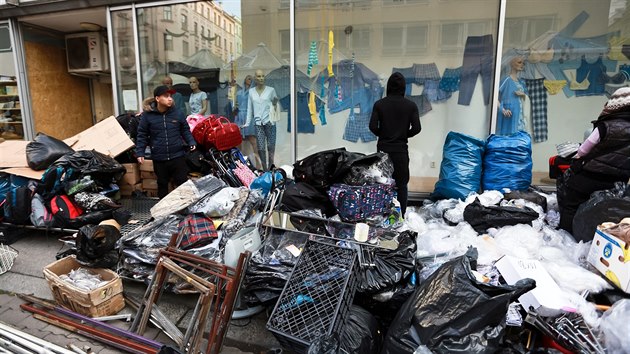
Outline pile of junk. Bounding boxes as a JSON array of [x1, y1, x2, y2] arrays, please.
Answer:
[[1, 117, 630, 354]]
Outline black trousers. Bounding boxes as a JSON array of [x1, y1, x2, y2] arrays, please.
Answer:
[[153, 157, 189, 199], [384, 151, 410, 216]]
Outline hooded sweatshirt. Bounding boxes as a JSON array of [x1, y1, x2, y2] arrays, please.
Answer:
[[369, 72, 421, 152]]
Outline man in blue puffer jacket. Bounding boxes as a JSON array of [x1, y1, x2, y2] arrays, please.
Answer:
[[136, 85, 197, 198]]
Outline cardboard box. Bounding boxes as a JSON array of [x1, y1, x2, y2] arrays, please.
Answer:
[[587, 228, 630, 293], [43, 256, 124, 317], [144, 189, 158, 198], [120, 182, 142, 196], [139, 159, 154, 172], [119, 163, 141, 185], [141, 170, 157, 180], [496, 255, 573, 317], [142, 178, 158, 190], [63, 116, 134, 158]]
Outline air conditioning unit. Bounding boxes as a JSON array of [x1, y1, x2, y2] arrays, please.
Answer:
[[65, 32, 110, 73]]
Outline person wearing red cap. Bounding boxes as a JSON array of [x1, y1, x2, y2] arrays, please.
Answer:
[[136, 85, 197, 198]]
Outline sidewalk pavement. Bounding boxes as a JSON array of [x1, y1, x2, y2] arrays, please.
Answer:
[[0, 228, 282, 353]]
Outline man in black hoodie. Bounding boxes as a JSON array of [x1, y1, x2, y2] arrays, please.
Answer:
[[136, 85, 197, 198], [369, 72, 421, 216]]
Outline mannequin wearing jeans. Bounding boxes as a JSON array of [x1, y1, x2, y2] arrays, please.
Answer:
[[245, 69, 279, 170]]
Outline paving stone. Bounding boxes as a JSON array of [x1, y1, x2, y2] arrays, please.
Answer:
[[0, 306, 30, 325], [16, 313, 48, 330]]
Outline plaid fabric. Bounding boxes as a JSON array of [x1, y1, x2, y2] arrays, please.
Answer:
[[525, 78, 548, 143], [406, 95, 433, 117], [343, 110, 377, 143], [327, 183, 396, 222], [177, 213, 218, 250], [412, 63, 441, 85]]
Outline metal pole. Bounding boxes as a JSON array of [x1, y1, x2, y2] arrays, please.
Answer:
[[0, 321, 76, 354]]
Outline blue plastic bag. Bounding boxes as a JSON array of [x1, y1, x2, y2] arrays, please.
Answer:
[[249, 169, 285, 197], [482, 131, 533, 192], [433, 131, 485, 200]]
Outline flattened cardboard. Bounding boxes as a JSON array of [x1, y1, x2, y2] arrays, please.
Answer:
[[0, 140, 29, 168], [0, 167, 44, 180], [63, 116, 134, 157]]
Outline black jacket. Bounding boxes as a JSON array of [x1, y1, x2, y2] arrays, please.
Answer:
[[576, 110, 630, 179], [369, 72, 421, 152], [135, 102, 195, 161]]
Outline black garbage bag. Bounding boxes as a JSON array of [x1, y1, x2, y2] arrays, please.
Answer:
[[463, 198, 539, 234], [381, 248, 535, 354], [26, 133, 74, 171], [572, 182, 630, 242], [503, 189, 547, 212], [340, 305, 382, 354], [52, 150, 127, 186], [355, 279, 416, 332], [119, 214, 184, 265], [308, 334, 340, 354], [356, 231, 416, 293], [75, 223, 121, 269]]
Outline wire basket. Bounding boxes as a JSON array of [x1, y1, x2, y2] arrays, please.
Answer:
[[266, 239, 358, 354], [0, 244, 18, 275]]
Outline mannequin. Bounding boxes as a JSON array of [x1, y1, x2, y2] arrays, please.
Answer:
[[496, 56, 528, 135], [234, 75, 260, 166], [189, 76, 209, 116], [245, 69, 279, 170]]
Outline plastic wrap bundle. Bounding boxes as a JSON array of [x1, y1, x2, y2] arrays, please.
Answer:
[[433, 132, 485, 200], [482, 131, 533, 192], [150, 174, 225, 219], [241, 229, 310, 305]]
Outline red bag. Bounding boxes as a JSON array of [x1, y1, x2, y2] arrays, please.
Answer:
[[192, 115, 217, 146], [207, 117, 242, 151]]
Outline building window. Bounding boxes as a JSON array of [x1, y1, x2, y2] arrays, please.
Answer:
[[183, 40, 189, 57], [194, 22, 198, 35], [504, 16, 555, 48], [181, 14, 188, 31], [141, 36, 150, 54], [164, 33, 173, 50], [201, 26, 205, 37], [382, 23, 428, 56], [163, 6, 172, 21], [439, 21, 490, 54]]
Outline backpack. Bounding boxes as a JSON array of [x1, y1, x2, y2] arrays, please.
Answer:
[[3, 185, 34, 225], [30, 193, 54, 227], [292, 148, 347, 191], [49, 195, 84, 228], [38, 165, 76, 201]]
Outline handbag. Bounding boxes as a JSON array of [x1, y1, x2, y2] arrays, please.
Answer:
[[186, 114, 206, 132], [327, 183, 396, 222], [250, 168, 286, 197], [192, 115, 217, 146], [207, 117, 243, 151], [269, 102, 281, 123]]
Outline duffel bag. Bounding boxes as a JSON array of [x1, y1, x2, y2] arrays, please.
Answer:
[[327, 183, 396, 222]]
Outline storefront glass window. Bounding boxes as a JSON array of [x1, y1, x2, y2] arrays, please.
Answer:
[[501, 1, 629, 187], [0, 22, 23, 140], [291, 1, 500, 193]]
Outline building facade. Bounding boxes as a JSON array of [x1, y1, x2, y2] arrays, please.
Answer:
[[0, 0, 628, 194]]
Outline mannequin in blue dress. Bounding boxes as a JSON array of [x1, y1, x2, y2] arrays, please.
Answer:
[[497, 56, 528, 135]]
